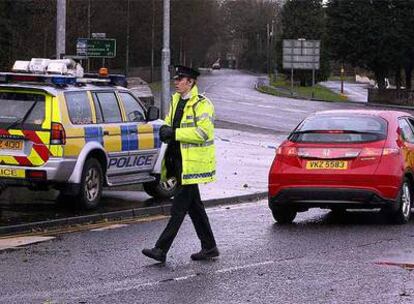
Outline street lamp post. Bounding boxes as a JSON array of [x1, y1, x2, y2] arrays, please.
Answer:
[[56, 0, 66, 59], [161, 0, 171, 118]]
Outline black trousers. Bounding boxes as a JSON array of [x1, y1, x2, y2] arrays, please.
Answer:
[[155, 184, 217, 252]]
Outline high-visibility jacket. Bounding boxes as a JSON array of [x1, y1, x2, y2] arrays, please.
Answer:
[[161, 85, 216, 185]]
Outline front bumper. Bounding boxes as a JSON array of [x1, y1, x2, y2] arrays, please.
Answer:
[[268, 187, 397, 211]]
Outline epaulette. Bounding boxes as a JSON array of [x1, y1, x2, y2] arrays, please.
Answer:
[[198, 94, 206, 101]]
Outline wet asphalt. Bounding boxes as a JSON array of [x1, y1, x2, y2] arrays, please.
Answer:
[[2, 70, 414, 303], [1, 201, 414, 303]]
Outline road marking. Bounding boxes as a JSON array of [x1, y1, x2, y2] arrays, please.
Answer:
[[90, 224, 129, 232], [215, 260, 274, 274], [0, 258, 276, 302], [0, 236, 55, 251], [257, 104, 274, 108]]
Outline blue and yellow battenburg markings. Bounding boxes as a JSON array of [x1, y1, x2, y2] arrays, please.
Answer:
[[85, 126, 104, 145], [152, 124, 161, 149], [121, 125, 139, 151], [80, 124, 160, 151]]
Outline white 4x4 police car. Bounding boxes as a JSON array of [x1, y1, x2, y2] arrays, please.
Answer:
[[0, 58, 177, 209]]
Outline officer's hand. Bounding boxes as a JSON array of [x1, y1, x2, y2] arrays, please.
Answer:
[[159, 125, 175, 143]]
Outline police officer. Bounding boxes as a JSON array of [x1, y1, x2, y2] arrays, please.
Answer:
[[142, 65, 219, 263]]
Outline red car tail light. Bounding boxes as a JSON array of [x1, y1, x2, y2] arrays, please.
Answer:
[[382, 148, 399, 156], [277, 146, 297, 156], [51, 122, 66, 145], [359, 147, 399, 157]]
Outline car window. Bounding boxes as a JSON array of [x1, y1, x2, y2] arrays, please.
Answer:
[[399, 119, 414, 143], [290, 115, 387, 143], [92, 94, 103, 124], [0, 92, 45, 127], [119, 92, 146, 122], [93, 92, 122, 123], [407, 118, 414, 131], [65, 91, 93, 125]]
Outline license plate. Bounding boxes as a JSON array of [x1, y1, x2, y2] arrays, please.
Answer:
[[306, 160, 348, 170], [0, 168, 25, 178], [0, 139, 23, 151]]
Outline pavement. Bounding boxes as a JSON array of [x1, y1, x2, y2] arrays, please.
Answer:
[[0, 127, 287, 235], [319, 80, 369, 103]]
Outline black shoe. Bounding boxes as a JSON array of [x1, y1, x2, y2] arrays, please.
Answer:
[[142, 247, 166, 263], [191, 247, 219, 261]]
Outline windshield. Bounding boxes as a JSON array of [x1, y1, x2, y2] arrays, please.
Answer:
[[0, 92, 45, 128], [289, 115, 388, 143]]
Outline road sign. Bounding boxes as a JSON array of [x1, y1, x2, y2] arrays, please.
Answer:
[[282, 39, 320, 70], [92, 32, 106, 39], [76, 38, 116, 58]]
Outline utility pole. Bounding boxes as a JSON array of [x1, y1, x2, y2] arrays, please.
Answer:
[[56, 0, 66, 59], [87, 0, 91, 72], [125, 0, 130, 76], [271, 19, 277, 79], [266, 23, 270, 75], [151, 0, 155, 83], [161, 0, 171, 118]]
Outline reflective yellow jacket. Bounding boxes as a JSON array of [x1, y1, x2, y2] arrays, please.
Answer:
[[161, 85, 216, 185]]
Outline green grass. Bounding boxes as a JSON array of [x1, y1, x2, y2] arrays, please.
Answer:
[[328, 75, 356, 82], [262, 74, 348, 102], [148, 81, 162, 93]]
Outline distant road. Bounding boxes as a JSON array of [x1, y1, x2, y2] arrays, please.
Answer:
[[197, 69, 366, 133]]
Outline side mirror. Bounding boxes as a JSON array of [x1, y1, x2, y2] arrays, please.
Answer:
[[147, 106, 159, 121]]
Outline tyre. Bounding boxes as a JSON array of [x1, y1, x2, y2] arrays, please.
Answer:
[[77, 158, 103, 210], [271, 206, 297, 224], [389, 178, 412, 224], [143, 175, 179, 199]]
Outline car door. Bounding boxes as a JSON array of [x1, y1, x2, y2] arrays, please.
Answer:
[[91, 91, 125, 176], [118, 91, 158, 174]]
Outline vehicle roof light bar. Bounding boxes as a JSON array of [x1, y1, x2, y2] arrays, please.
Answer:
[[0, 72, 76, 87]]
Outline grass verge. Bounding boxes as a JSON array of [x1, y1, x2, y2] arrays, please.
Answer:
[[260, 75, 348, 102]]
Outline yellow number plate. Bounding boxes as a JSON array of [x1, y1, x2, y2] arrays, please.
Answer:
[[0, 139, 23, 151], [0, 168, 25, 178], [306, 160, 348, 170]]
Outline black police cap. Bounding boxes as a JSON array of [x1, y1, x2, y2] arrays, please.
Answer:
[[173, 65, 200, 80]]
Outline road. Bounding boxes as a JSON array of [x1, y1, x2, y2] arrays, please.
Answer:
[[1, 69, 414, 303], [198, 69, 365, 133], [0, 69, 368, 227], [1, 201, 414, 303]]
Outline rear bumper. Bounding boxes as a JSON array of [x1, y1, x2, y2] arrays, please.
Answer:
[[268, 187, 397, 210], [0, 157, 76, 186]]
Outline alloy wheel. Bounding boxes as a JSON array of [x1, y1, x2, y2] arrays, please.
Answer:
[[85, 167, 100, 201], [401, 182, 411, 219]]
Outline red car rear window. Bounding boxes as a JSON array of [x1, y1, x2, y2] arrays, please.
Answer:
[[289, 115, 387, 143]]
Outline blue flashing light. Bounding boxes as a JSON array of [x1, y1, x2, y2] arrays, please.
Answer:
[[109, 74, 127, 87], [51, 76, 76, 86]]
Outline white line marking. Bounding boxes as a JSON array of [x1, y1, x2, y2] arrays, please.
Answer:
[[0, 258, 276, 302], [90, 224, 129, 232], [215, 261, 274, 274], [0, 236, 55, 251], [174, 274, 198, 281]]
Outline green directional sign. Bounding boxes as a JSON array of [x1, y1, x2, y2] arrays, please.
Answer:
[[76, 38, 116, 58]]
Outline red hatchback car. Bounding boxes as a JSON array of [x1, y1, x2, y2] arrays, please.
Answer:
[[268, 110, 414, 224]]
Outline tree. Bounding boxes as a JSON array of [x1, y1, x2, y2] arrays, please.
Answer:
[[220, 0, 280, 72], [0, 1, 12, 69], [326, 0, 414, 89], [279, 0, 329, 86]]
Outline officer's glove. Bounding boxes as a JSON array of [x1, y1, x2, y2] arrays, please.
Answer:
[[159, 125, 175, 143]]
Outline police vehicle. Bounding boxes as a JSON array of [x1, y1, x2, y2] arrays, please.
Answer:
[[0, 58, 177, 209]]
